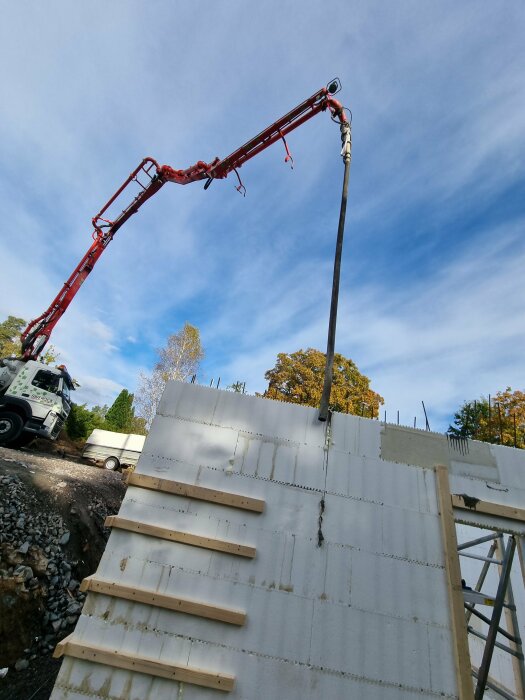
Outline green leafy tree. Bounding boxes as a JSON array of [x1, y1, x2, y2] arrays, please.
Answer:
[[449, 388, 525, 448], [65, 395, 146, 441], [91, 405, 109, 421], [65, 403, 105, 441], [0, 315, 58, 364], [105, 390, 135, 433], [135, 323, 204, 429], [448, 399, 489, 439], [262, 348, 384, 417]]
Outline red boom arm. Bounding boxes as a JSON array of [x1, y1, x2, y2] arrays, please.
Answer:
[[21, 81, 347, 359]]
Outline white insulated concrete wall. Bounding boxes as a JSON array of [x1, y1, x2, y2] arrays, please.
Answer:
[[52, 383, 466, 699]]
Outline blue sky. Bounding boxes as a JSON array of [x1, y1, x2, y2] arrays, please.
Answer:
[[1, 2, 524, 432]]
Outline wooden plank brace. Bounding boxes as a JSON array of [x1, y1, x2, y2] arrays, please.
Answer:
[[105, 515, 256, 558], [54, 638, 235, 692], [127, 472, 265, 513], [80, 575, 246, 625]]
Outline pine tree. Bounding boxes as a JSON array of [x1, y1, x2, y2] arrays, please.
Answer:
[[105, 390, 135, 433]]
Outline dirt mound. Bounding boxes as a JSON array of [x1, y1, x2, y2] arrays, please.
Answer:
[[27, 430, 85, 459], [0, 446, 126, 699]]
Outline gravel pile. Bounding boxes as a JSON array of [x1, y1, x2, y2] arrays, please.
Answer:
[[0, 473, 89, 669], [0, 447, 126, 699], [0, 454, 127, 683]]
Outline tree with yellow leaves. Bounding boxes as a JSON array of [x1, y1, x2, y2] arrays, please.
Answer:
[[448, 387, 525, 448], [262, 348, 384, 417], [0, 315, 57, 364]]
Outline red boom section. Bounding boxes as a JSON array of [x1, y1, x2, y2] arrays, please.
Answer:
[[21, 158, 164, 359], [21, 84, 347, 359]]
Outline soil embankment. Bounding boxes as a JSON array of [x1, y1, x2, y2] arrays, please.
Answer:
[[0, 446, 126, 699]]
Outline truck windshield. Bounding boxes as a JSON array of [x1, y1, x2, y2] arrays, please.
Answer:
[[60, 379, 71, 404], [32, 370, 61, 395]]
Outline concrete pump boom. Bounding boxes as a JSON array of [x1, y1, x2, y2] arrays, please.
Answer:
[[21, 80, 348, 360]]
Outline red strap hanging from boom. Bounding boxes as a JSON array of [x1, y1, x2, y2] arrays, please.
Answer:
[[21, 81, 347, 360]]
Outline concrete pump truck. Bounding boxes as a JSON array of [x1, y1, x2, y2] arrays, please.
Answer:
[[0, 80, 348, 447]]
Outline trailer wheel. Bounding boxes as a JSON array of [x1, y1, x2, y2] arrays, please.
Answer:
[[104, 456, 120, 471], [0, 411, 24, 445]]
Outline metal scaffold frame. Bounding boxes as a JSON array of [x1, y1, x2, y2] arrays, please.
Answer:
[[458, 531, 525, 699], [436, 465, 525, 700]]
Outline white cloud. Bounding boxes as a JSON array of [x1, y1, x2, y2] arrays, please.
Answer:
[[1, 1, 524, 434], [74, 375, 124, 408], [214, 216, 525, 432]]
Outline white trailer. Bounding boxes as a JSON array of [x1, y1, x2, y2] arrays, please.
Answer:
[[82, 428, 146, 470]]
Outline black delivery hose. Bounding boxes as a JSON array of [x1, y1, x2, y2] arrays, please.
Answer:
[[319, 120, 352, 421]]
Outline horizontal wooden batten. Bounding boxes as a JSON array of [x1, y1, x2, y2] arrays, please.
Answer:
[[452, 494, 525, 523], [80, 575, 246, 625], [54, 638, 235, 692], [126, 472, 265, 513], [105, 515, 256, 558]]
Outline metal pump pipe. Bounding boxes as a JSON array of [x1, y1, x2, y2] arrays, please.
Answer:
[[319, 120, 352, 421]]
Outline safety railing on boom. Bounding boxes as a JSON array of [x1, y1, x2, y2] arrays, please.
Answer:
[[21, 79, 348, 360], [92, 158, 161, 238]]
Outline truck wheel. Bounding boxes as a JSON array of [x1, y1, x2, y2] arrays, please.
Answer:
[[104, 456, 120, 471], [0, 411, 24, 445]]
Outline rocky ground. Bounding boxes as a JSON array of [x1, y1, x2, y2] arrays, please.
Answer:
[[0, 446, 127, 699]]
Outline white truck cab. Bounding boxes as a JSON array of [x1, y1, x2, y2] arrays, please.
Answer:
[[0, 358, 74, 446]]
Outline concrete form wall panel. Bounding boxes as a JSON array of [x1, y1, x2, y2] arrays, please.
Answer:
[[380, 420, 525, 498], [157, 381, 327, 449], [310, 599, 433, 689], [81, 587, 315, 665], [417, 466, 440, 514], [489, 443, 525, 490], [96, 530, 451, 631], [54, 614, 442, 697], [427, 624, 459, 695], [381, 504, 444, 565], [52, 383, 462, 700], [330, 410, 382, 457], [351, 549, 448, 625], [117, 495, 256, 553], [143, 416, 239, 470], [54, 657, 174, 700], [326, 448, 439, 515], [234, 437, 327, 490], [321, 493, 387, 554], [54, 639, 448, 700], [141, 424, 328, 494], [450, 459, 500, 482], [179, 643, 445, 700]]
